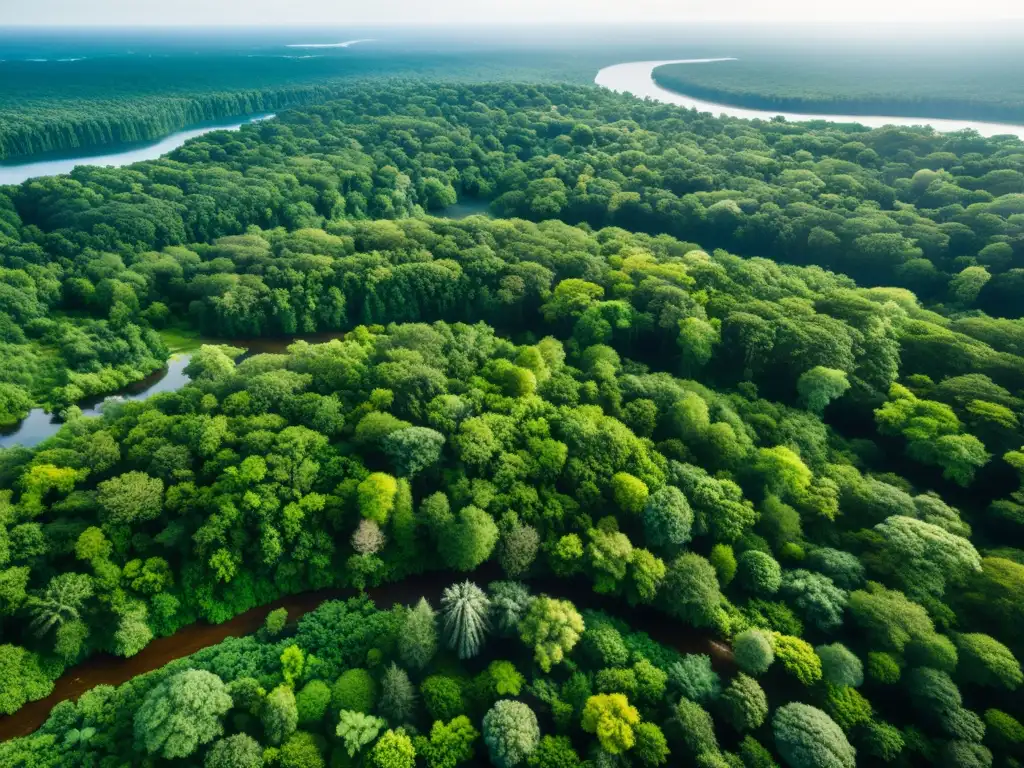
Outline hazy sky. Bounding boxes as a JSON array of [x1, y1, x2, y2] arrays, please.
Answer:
[[4, 0, 1023, 25]]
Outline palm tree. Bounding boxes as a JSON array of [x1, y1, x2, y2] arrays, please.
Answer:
[[27, 573, 93, 637], [440, 580, 490, 659]]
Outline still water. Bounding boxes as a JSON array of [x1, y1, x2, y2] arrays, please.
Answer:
[[596, 59, 1024, 139], [0, 114, 274, 186]]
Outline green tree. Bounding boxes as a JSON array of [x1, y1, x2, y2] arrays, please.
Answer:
[[336, 710, 386, 757], [581, 693, 640, 754], [797, 367, 850, 414], [296, 680, 331, 725], [662, 553, 721, 628], [668, 654, 721, 702], [519, 596, 584, 672], [441, 581, 491, 659], [816, 644, 863, 688], [736, 551, 782, 596], [205, 733, 265, 768], [439, 506, 499, 571], [734, 630, 775, 676], [379, 663, 417, 725], [134, 669, 232, 759], [772, 703, 855, 768], [953, 632, 1022, 690], [263, 684, 299, 746], [483, 700, 540, 768], [720, 673, 768, 732], [643, 486, 693, 549], [97, 470, 164, 525], [369, 729, 416, 768], [383, 426, 445, 478], [416, 715, 479, 768], [358, 472, 399, 525], [400, 597, 438, 671]]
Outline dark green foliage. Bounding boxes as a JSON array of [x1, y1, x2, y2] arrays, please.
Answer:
[[332, 669, 377, 714], [421, 675, 466, 722], [667, 655, 722, 703]]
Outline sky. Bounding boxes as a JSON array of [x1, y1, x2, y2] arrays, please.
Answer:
[[3, 0, 1023, 25]]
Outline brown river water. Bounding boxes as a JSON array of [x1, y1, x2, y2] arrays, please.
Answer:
[[0, 564, 731, 741]]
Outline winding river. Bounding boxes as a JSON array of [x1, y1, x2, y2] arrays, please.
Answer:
[[595, 59, 1024, 139], [0, 113, 275, 187], [0, 565, 731, 741]]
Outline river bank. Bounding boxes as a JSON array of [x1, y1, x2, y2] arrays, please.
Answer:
[[0, 113, 275, 186], [595, 59, 1024, 139], [0, 565, 731, 741]]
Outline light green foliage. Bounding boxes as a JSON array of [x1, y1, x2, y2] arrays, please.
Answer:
[[483, 700, 540, 768], [133, 669, 232, 759], [586, 525, 633, 593], [441, 581, 491, 659], [440, 507, 499, 571], [772, 703, 855, 768], [848, 583, 936, 653], [797, 367, 850, 414], [953, 632, 1022, 690], [581, 693, 640, 754], [336, 710, 386, 757], [416, 715, 479, 768], [772, 634, 822, 686], [612, 472, 649, 515], [399, 597, 438, 670], [754, 446, 812, 498], [264, 607, 288, 637], [736, 551, 781, 596], [859, 720, 904, 762], [369, 729, 416, 768], [875, 385, 990, 486], [709, 544, 737, 586], [632, 659, 668, 704], [279, 731, 325, 768], [263, 684, 299, 746], [280, 645, 304, 687], [823, 684, 872, 732], [332, 668, 377, 714], [519, 596, 584, 672], [97, 471, 164, 525], [595, 667, 637, 697], [488, 661, 526, 696], [358, 472, 399, 525], [874, 515, 981, 599], [734, 630, 775, 676], [667, 654, 721, 702], [295, 680, 331, 725], [866, 652, 901, 684], [205, 733, 265, 768], [984, 709, 1024, 751], [720, 673, 768, 732], [379, 664, 417, 725], [816, 644, 863, 688], [548, 534, 585, 577]]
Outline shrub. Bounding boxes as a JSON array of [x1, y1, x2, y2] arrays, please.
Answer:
[[296, 680, 332, 725], [421, 675, 465, 722], [332, 669, 377, 714]]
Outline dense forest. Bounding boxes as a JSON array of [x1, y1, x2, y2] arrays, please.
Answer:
[[0, 81, 1021, 767], [652, 56, 1024, 124]]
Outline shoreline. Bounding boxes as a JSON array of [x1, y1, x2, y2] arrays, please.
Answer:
[[595, 59, 1024, 139]]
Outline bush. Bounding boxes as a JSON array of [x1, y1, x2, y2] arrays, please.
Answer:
[[421, 675, 466, 722], [866, 652, 901, 685], [296, 680, 332, 725], [332, 669, 377, 714]]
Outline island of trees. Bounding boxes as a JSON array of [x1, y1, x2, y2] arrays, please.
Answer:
[[0, 82, 1021, 768]]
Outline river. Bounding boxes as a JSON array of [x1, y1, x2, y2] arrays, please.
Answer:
[[0, 113, 275, 187], [595, 59, 1024, 139], [0, 565, 732, 741]]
